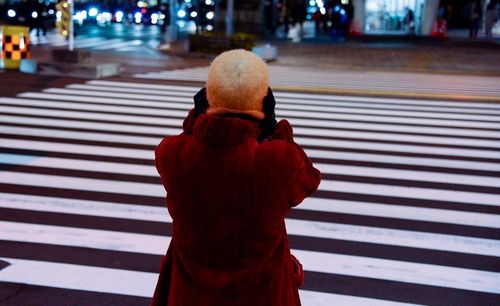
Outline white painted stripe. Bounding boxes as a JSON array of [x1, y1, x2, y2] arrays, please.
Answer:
[[0, 115, 181, 135], [279, 110, 500, 129], [93, 39, 142, 50], [75, 38, 123, 48], [42, 88, 192, 104], [0, 172, 164, 197], [9, 94, 500, 143], [64, 84, 499, 114], [0, 258, 419, 306], [86, 80, 500, 109], [0, 258, 156, 297], [10, 94, 192, 112], [134, 68, 500, 91], [8, 94, 500, 132], [316, 163, 500, 188], [1, 223, 499, 294], [0, 221, 169, 254], [285, 219, 500, 257], [134, 74, 500, 97], [2, 114, 498, 160], [0, 138, 153, 159], [2, 138, 498, 175], [0, 160, 500, 206], [34, 89, 500, 122], [306, 149, 500, 172], [0, 193, 170, 222], [0, 175, 499, 254], [291, 249, 500, 294], [320, 180, 500, 207], [0, 126, 166, 146], [0, 153, 158, 176], [3, 95, 192, 111], [298, 290, 421, 306], [295, 128, 500, 149], [2, 150, 498, 190], [298, 198, 500, 229], [2, 108, 498, 141], [296, 137, 500, 159], [3, 110, 499, 149], [288, 118, 500, 139], [2, 191, 499, 230], [59, 85, 500, 115], [0, 105, 186, 125]]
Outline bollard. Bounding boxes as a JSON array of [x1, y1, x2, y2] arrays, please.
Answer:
[[0, 25, 30, 70]]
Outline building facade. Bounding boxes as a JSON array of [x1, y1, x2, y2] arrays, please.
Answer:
[[351, 0, 439, 36]]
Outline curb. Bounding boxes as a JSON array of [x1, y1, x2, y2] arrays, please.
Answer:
[[271, 85, 500, 103]]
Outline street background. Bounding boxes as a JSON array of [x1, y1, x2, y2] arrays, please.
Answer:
[[1, 12, 500, 306]]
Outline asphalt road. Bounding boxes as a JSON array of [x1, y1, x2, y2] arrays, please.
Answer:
[[1, 63, 500, 305]]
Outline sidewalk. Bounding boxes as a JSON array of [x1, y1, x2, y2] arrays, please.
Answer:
[[268, 39, 500, 76], [20, 27, 499, 78]]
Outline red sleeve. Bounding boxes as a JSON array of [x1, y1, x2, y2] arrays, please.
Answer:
[[273, 120, 321, 207]]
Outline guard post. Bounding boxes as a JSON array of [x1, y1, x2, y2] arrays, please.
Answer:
[[0, 25, 31, 70]]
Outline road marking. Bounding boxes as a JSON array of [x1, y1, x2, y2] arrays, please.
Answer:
[[2, 192, 499, 229], [1, 223, 499, 293], [0, 257, 418, 305]]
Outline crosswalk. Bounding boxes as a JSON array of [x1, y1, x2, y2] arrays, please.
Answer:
[[30, 31, 160, 54], [134, 66, 500, 101], [1, 79, 500, 305]]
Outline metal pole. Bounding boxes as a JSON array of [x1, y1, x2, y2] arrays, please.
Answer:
[[168, 0, 178, 42], [69, 0, 74, 51], [226, 0, 234, 36]]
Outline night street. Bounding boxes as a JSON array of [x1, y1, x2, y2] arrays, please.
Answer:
[[1, 1, 500, 305]]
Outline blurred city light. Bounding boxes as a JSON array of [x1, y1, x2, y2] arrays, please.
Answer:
[[7, 9, 16, 17], [190, 11, 197, 18], [178, 9, 187, 18], [88, 7, 98, 17], [115, 11, 123, 22], [206, 11, 214, 20]]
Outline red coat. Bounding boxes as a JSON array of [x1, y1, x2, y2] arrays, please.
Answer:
[[152, 111, 321, 306]]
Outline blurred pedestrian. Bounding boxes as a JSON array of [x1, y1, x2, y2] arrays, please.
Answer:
[[404, 7, 415, 36], [485, 1, 498, 38], [469, 0, 482, 38], [151, 49, 321, 306]]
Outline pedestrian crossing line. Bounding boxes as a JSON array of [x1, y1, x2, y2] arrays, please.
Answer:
[[132, 75, 500, 99], [0, 173, 500, 256], [66, 83, 500, 118], [2, 137, 500, 176], [2, 171, 499, 207], [1, 192, 498, 232], [2, 222, 500, 294], [0, 115, 183, 135], [74, 79, 500, 97], [93, 39, 143, 50], [6, 97, 500, 143], [86, 80, 500, 109], [3, 117, 500, 150], [2, 79, 500, 305], [53, 85, 500, 116], [75, 38, 124, 48], [12, 95, 500, 130], [4, 117, 500, 161], [2, 151, 499, 191], [131, 67, 500, 95], [3, 107, 500, 141], [31, 89, 500, 123], [0, 258, 419, 306]]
